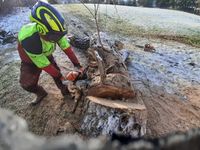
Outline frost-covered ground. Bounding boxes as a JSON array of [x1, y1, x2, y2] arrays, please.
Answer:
[[87, 4, 200, 36], [126, 38, 200, 98], [0, 7, 30, 64], [0, 7, 30, 33]]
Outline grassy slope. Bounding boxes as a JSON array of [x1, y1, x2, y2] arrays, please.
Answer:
[[56, 4, 200, 47]]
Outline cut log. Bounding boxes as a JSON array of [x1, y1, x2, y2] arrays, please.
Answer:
[[87, 84, 135, 99], [81, 96, 147, 137], [88, 74, 135, 99], [86, 47, 136, 99]]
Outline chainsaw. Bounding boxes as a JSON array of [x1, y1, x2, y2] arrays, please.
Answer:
[[64, 66, 88, 113], [66, 66, 88, 83]]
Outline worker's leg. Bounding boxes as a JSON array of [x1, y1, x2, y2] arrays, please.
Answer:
[[19, 62, 47, 105]]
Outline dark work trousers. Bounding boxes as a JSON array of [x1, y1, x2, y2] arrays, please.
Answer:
[[19, 55, 65, 94]]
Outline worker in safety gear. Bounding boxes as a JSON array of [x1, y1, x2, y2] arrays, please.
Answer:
[[17, 1, 82, 105]]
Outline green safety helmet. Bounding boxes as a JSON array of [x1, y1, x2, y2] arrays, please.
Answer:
[[30, 1, 67, 41]]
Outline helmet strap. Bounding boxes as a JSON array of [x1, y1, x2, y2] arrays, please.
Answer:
[[39, 34, 50, 42]]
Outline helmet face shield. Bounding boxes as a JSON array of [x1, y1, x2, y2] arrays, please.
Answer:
[[45, 30, 67, 42]]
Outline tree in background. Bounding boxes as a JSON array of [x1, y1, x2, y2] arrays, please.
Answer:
[[1, 0, 198, 15], [156, 0, 176, 8], [0, 0, 21, 14], [138, 0, 157, 7], [137, 0, 148, 6], [137, 0, 197, 13], [0, 0, 12, 13], [47, 0, 59, 4], [156, 0, 197, 12], [0, 0, 37, 14], [176, 0, 196, 13], [21, 0, 37, 6]]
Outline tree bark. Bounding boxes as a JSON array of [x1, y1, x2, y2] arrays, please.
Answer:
[[81, 96, 147, 137], [86, 46, 136, 99]]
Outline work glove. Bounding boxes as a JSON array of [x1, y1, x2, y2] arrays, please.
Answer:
[[66, 66, 87, 82], [65, 71, 80, 82]]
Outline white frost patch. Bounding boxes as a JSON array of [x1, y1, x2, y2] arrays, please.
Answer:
[[0, 7, 30, 33], [87, 4, 200, 36]]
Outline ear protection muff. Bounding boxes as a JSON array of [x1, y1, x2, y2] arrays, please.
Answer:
[[36, 23, 48, 35]]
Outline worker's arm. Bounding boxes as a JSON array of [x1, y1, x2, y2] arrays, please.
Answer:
[[57, 36, 82, 68], [25, 51, 62, 78]]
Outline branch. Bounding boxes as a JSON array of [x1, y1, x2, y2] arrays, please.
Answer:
[[112, 0, 120, 18], [94, 50, 106, 83], [80, 0, 95, 18], [80, 0, 103, 48]]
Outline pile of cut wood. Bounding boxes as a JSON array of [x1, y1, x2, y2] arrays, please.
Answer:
[[0, 29, 16, 45]]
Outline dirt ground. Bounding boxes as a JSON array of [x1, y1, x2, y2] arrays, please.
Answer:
[[1, 37, 200, 138], [126, 38, 200, 137], [1, 4, 200, 138], [132, 82, 200, 137]]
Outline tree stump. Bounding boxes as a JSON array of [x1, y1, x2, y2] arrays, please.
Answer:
[[81, 96, 147, 137]]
